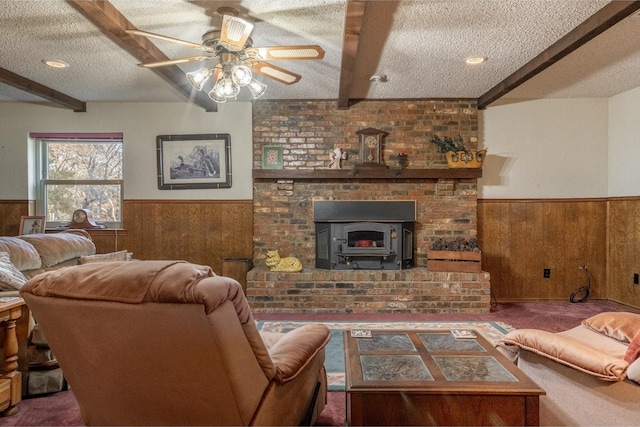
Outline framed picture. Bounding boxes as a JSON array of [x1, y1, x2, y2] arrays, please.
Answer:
[[156, 134, 231, 190], [262, 145, 283, 169], [19, 216, 45, 235]]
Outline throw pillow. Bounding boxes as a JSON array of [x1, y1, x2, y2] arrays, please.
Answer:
[[627, 357, 640, 384], [624, 329, 640, 364], [79, 250, 132, 264], [0, 251, 29, 291], [582, 312, 640, 343], [0, 236, 42, 271]]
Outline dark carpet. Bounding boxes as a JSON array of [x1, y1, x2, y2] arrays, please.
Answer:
[[1, 301, 633, 426]]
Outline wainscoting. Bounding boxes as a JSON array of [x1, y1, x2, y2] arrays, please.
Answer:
[[1, 197, 639, 310], [478, 197, 640, 310]]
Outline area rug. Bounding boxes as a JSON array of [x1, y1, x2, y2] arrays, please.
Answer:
[[257, 320, 514, 391]]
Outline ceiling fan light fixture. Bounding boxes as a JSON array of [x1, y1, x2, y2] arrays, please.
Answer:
[[208, 87, 227, 103], [231, 65, 253, 87], [186, 68, 212, 91], [216, 75, 240, 98], [247, 79, 268, 99], [219, 12, 254, 52]]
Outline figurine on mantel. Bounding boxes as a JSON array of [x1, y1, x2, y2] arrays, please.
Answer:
[[328, 147, 343, 169]]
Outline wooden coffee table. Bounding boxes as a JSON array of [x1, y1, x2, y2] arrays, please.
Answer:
[[344, 329, 545, 426]]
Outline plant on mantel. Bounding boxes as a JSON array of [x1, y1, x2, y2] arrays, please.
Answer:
[[429, 135, 487, 169]]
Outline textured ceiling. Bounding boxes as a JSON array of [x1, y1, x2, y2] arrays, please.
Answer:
[[1, 0, 639, 108]]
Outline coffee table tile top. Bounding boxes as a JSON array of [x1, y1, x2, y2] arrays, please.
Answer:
[[356, 333, 415, 352], [419, 333, 485, 352], [433, 355, 518, 382], [360, 355, 434, 382]]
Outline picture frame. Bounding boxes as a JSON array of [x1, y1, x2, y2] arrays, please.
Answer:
[[156, 133, 231, 190], [19, 216, 46, 235], [262, 145, 284, 170]]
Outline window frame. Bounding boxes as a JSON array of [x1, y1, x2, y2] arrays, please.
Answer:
[[32, 133, 124, 229]]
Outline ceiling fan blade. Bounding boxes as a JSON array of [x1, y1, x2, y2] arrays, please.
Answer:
[[219, 13, 254, 52], [252, 61, 301, 85], [137, 56, 212, 68], [248, 46, 325, 61], [126, 29, 213, 52]]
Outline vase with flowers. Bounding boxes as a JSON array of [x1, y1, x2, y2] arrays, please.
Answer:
[[395, 151, 408, 169], [429, 135, 486, 168]]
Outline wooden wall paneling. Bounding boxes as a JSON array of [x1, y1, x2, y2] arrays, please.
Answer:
[[120, 200, 252, 274], [478, 201, 508, 299], [579, 201, 607, 300], [541, 202, 562, 299], [479, 199, 608, 302], [507, 202, 531, 299], [608, 199, 640, 308], [0, 201, 30, 236]]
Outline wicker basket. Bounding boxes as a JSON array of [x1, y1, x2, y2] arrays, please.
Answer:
[[446, 149, 486, 168]]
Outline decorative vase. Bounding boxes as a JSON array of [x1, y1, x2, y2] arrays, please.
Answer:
[[395, 156, 408, 169], [445, 149, 486, 168]]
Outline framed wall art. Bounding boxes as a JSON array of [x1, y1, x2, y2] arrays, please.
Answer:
[[19, 215, 46, 235], [262, 145, 283, 169], [156, 134, 231, 190]]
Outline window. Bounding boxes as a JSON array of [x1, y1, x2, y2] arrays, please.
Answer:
[[33, 133, 123, 228]]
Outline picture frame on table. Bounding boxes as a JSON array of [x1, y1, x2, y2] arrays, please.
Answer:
[[156, 133, 231, 190], [19, 216, 46, 235], [262, 145, 284, 169]]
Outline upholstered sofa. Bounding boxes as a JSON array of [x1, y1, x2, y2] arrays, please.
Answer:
[[20, 261, 330, 426], [500, 311, 640, 426], [0, 230, 97, 396]]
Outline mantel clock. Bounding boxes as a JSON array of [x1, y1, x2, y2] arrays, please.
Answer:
[[356, 128, 386, 165]]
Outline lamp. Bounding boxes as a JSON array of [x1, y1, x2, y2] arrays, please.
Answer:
[[185, 51, 267, 102]]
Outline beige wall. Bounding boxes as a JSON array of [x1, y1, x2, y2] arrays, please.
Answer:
[[478, 98, 609, 199], [0, 102, 253, 201]]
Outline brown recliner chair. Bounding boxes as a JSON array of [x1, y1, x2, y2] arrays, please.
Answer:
[[20, 261, 330, 426]]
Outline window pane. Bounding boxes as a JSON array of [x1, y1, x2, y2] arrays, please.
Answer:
[[46, 184, 121, 223], [47, 142, 123, 180]]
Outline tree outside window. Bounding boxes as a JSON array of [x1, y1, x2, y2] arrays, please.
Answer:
[[35, 134, 123, 228]]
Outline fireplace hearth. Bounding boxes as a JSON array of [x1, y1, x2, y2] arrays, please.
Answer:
[[314, 201, 415, 270]]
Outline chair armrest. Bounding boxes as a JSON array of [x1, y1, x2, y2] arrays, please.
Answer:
[[268, 323, 330, 383]]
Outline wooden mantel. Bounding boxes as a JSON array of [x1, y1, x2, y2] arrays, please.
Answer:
[[253, 168, 482, 180]]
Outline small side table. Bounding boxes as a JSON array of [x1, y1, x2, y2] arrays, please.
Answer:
[[0, 298, 27, 416]]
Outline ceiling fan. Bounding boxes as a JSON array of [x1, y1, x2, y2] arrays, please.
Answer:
[[126, 7, 325, 103]]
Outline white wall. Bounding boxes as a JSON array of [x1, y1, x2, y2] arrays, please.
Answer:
[[0, 102, 253, 200], [608, 86, 640, 197], [478, 98, 609, 199]]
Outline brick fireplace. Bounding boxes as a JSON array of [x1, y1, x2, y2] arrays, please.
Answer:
[[246, 99, 490, 313]]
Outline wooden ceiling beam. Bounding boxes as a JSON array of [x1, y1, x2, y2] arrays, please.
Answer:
[[0, 67, 86, 112], [478, 1, 640, 109], [337, 0, 367, 109], [67, 0, 216, 112]]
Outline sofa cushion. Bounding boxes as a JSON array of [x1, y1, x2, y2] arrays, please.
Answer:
[[582, 312, 640, 343], [19, 233, 96, 268], [502, 328, 628, 381], [79, 250, 132, 264], [0, 236, 42, 271], [0, 251, 29, 290]]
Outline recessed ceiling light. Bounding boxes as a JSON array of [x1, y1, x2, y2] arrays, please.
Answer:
[[41, 59, 69, 68], [466, 56, 487, 65], [369, 74, 388, 82]]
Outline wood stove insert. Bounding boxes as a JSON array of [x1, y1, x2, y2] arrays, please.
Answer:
[[314, 200, 415, 270]]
